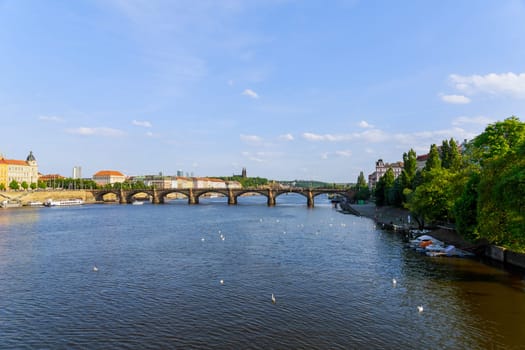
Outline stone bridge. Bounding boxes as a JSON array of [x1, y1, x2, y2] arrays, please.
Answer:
[[87, 187, 355, 208]]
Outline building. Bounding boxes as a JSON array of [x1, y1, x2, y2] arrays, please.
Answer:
[[72, 166, 82, 179], [0, 151, 39, 189], [93, 170, 126, 186], [368, 159, 403, 190]]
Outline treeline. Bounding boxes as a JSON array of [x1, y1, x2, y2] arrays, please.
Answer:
[[374, 116, 524, 252]]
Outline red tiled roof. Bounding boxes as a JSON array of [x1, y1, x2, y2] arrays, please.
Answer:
[[93, 170, 125, 177], [0, 159, 28, 166]]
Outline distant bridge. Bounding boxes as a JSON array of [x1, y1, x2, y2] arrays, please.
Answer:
[[87, 187, 355, 208]]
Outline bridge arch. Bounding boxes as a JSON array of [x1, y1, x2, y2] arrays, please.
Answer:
[[94, 190, 121, 203], [125, 190, 154, 204]]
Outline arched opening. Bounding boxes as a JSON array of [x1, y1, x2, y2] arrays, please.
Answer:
[[197, 190, 229, 205], [236, 191, 268, 205], [128, 191, 153, 204], [162, 191, 189, 205], [274, 192, 309, 206], [98, 191, 120, 203]]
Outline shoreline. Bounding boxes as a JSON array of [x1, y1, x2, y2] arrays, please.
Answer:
[[349, 203, 525, 271]]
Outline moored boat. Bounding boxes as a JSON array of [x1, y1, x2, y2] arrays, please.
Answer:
[[1, 200, 22, 208], [44, 198, 84, 207]]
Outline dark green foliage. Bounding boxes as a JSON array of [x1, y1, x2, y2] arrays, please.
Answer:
[[9, 180, 19, 190], [424, 144, 441, 171], [453, 172, 480, 240]]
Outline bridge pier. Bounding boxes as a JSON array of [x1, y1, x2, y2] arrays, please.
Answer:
[[228, 189, 237, 205], [267, 189, 276, 206], [188, 189, 199, 205], [152, 188, 160, 204], [119, 189, 127, 204], [307, 190, 314, 208]]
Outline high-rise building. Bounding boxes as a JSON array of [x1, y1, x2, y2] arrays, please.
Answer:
[[72, 166, 82, 179]]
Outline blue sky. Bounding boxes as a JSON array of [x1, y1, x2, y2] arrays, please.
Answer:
[[1, 0, 524, 182]]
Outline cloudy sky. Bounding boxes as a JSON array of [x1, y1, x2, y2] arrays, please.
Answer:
[[1, 0, 524, 182]]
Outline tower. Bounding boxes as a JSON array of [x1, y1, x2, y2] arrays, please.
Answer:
[[242, 167, 247, 178]]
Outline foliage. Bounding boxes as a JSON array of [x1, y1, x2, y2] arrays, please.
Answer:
[[375, 168, 395, 206], [453, 172, 480, 241], [9, 180, 19, 190], [21, 181, 29, 190], [0, 183, 5, 190], [30, 182, 37, 190], [424, 144, 441, 171], [354, 171, 370, 201], [404, 168, 456, 228]]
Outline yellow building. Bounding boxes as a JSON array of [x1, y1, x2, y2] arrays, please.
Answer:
[[0, 151, 39, 189]]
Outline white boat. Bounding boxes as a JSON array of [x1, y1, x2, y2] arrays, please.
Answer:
[[44, 199, 84, 207], [1, 200, 22, 208], [409, 235, 443, 249], [132, 200, 144, 205]]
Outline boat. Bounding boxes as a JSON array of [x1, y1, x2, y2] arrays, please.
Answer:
[[1, 200, 22, 208], [409, 235, 444, 249], [43, 199, 84, 207], [131, 200, 144, 205], [26, 201, 44, 207]]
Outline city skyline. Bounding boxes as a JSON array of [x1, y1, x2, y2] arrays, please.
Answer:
[[1, 1, 524, 182]]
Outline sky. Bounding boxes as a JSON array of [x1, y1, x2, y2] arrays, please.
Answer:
[[1, 0, 524, 183]]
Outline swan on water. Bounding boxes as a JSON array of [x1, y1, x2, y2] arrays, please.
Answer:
[[93, 266, 98, 272], [271, 293, 276, 304], [417, 305, 424, 313]]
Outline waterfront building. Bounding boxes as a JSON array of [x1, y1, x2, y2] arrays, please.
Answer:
[[368, 159, 403, 190], [0, 151, 39, 188], [93, 170, 126, 186]]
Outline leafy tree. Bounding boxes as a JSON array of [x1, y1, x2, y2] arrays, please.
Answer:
[[356, 171, 367, 188], [21, 181, 29, 190], [424, 144, 441, 171], [468, 116, 525, 165], [37, 181, 46, 189], [9, 180, 19, 190], [441, 138, 462, 170], [453, 172, 480, 240], [0, 183, 5, 190], [30, 182, 37, 190], [375, 168, 395, 206], [405, 168, 455, 228]]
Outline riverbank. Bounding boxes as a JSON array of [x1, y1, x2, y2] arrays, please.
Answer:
[[349, 203, 525, 271], [0, 190, 95, 205]]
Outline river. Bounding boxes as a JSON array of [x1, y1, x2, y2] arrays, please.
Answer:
[[0, 195, 524, 349]]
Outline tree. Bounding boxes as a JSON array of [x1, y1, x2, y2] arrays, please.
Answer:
[[441, 138, 461, 170], [21, 181, 29, 190], [30, 182, 37, 190], [468, 116, 525, 165], [399, 149, 417, 204], [453, 172, 480, 241], [9, 180, 19, 190], [424, 144, 441, 171], [375, 168, 395, 206], [356, 171, 367, 188], [0, 183, 5, 191], [405, 168, 455, 228]]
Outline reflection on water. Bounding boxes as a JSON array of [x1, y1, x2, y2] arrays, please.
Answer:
[[0, 196, 524, 349]]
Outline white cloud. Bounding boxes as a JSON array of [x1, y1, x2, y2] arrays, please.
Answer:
[[146, 131, 154, 137], [440, 94, 471, 104], [358, 120, 374, 128], [335, 150, 352, 157], [240, 134, 263, 143], [452, 116, 495, 126], [39, 115, 63, 122], [279, 133, 294, 141], [450, 72, 525, 98], [302, 129, 388, 143], [132, 120, 152, 128], [242, 88, 259, 99], [66, 127, 126, 137]]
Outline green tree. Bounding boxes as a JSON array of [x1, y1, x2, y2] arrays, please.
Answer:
[[9, 180, 19, 190], [405, 168, 455, 228], [375, 168, 395, 206], [0, 183, 5, 191], [21, 181, 29, 190], [468, 116, 525, 165], [30, 182, 37, 190], [441, 138, 462, 170], [425, 144, 441, 171]]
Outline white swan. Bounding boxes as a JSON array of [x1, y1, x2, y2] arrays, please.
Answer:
[[392, 278, 397, 286], [271, 293, 276, 304], [93, 266, 98, 272], [417, 305, 424, 313]]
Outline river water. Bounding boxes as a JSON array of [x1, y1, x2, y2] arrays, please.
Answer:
[[1, 195, 524, 349]]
